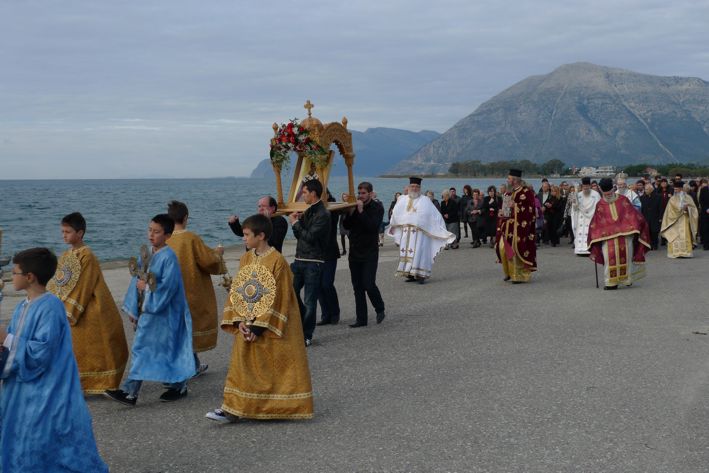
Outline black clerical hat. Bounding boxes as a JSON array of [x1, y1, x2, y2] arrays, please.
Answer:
[[673, 179, 684, 188], [409, 176, 422, 185], [581, 177, 591, 185], [599, 178, 614, 192], [509, 169, 522, 177]]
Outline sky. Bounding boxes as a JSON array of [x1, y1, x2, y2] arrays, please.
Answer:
[[1, 0, 709, 179]]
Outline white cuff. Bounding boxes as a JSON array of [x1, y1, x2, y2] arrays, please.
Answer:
[[3, 333, 13, 350]]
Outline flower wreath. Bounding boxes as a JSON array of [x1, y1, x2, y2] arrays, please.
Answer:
[[269, 118, 328, 170]]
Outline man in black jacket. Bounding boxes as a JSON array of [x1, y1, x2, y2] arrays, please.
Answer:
[[290, 180, 331, 346], [640, 182, 662, 250], [316, 190, 341, 326], [699, 179, 709, 250], [228, 196, 288, 253], [342, 182, 386, 327]]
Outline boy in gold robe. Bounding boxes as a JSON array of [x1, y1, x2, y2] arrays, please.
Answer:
[[206, 214, 313, 422], [661, 180, 699, 258], [47, 212, 128, 393], [166, 200, 225, 376]]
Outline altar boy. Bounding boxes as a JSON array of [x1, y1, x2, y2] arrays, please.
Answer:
[[105, 214, 195, 405], [0, 248, 108, 472]]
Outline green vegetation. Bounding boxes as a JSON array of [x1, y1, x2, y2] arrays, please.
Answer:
[[449, 159, 567, 177], [621, 162, 709, 177]]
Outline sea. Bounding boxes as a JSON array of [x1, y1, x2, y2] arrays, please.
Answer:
[[0, 176, 571, 262]]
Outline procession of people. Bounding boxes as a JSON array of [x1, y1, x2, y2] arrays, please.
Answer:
[[1, 170, 707, 470]]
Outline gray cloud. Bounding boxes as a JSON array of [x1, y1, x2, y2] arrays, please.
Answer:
[[1, 0, 708, 178]]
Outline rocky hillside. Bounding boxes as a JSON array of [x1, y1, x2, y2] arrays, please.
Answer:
[[392, 62, 709, 174]]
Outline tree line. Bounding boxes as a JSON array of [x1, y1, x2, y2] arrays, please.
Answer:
[[448, 159, 567, 177], [620, 162, 709, 177]]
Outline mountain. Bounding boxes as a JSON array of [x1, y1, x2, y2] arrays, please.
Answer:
[[249, 127, 440, 178], [392, 62, 709, 174]]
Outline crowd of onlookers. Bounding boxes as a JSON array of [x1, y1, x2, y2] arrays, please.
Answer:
[[376, 174, 709, 253]]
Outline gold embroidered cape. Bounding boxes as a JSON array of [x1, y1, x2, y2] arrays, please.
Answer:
[[48, 246, 128, 393], [660, 193, 699, 258], [167, 230, 223, 352], [220, 248, 313, 420]]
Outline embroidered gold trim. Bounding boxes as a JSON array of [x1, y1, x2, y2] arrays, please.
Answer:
[[193, 328, 218, 336], [65, 297, 85, 313], [79, 365, 125, 378], [220, 404, 313, 420], [224, 386, 313, 400]]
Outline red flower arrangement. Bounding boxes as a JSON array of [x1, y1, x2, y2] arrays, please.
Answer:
[[270, 118, 328, 170]]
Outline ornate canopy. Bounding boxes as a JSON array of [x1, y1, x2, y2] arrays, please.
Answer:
[[271, 100, 357, 215]]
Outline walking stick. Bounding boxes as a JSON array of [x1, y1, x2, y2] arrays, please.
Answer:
[[594, 261, 599, 289]]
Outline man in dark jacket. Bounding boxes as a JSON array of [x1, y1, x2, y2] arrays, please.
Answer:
[[316, 190, 341, 325], [699, 180, 709, 250], [290, 180, 331, 346], [640, 182, 662, 250], [342, 182, 386, 327], [228, 196, 288, 253]]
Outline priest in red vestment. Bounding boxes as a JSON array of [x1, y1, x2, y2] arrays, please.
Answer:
[[587, 178, 651, 290], [495, 169, 537, 283]]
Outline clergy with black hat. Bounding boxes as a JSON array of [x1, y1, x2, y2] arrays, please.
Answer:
[[387, 176, 455, 283], [660, 179, 699, 258], [570, 176, 601, 255], [495, 169, 537, 283], [587, 178, 651, 289]]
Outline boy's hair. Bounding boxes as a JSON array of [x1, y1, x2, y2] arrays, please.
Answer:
[[61, 212, 86, 234], [242, 214, 273, 240], [302, 179, 323, 198], [167, 200, 189, 224], [151, 214, 175, 234], [13, 247, 58, 285], [358, 181, 373, 192]]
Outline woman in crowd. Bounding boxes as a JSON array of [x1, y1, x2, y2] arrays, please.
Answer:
[[459, 185, 474, 240], [481, 185, 502, 248], [440, 190, 460, 249]]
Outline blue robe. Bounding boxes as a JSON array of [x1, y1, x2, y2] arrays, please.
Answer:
[[122, 246, 195, 383], [0, 292, 108, 473]]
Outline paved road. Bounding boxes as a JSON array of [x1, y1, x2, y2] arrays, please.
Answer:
[[87, 240, 709, 472]]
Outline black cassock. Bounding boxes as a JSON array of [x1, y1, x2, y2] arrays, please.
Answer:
[[699, 187, 709, 250], [640, 192, 661, 249]]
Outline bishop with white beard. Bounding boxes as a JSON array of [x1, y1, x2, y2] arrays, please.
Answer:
[[570, 177, 601, 255], [387, 177, 455, 283]]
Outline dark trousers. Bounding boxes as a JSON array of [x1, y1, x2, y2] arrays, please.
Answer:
[[701, 214, 709, 249], [648, 229, 659, 250], [318, 259, 340, 323], [349, 253, 385, 324], [291, 260, 322, 340]]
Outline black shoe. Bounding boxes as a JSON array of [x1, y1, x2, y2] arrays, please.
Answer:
[[349, 322, 367, 328], [503, 276, 511, 281], [316, 320, 331, 326], [376, 311, 386, 324], [603, 286, 618, 291], [418, 278, 425, 285], [405, 276, 417, 282], [159, 388, 187, 402], [104, 389, 136, 406]]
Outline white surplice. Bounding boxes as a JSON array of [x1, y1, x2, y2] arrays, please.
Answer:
[[571, 190, 601, 255], [387, 195, 455, 279]]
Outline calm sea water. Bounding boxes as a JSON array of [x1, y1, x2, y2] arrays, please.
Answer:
[[0, 176, 569, 261]]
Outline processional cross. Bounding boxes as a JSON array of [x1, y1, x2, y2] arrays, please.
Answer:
[[304, 99, 314, 117]]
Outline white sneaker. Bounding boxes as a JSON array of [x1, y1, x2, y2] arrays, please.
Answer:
[[205, 408, 237, 423]]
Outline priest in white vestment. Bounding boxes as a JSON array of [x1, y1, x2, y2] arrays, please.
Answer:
[[387, 177, 455, 284], [570, 177, 601, 255], [616, 177, 641, 211]]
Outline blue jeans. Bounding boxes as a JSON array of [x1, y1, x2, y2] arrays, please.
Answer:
[[122, 378, 187, 397], [318, 259, 340, 323], [291, 260, 323, 340]]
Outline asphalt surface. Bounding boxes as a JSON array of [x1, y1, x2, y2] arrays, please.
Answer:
[[82, 239, 709, 472]]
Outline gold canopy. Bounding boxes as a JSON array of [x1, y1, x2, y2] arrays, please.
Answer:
[[271, 100, 357, 215]]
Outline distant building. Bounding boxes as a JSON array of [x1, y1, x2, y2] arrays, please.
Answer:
[[578, 166, 616, 178]]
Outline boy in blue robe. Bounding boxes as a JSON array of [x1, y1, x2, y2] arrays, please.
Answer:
[[106, 214, 195, 405], [0, 247, 108, 473]]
